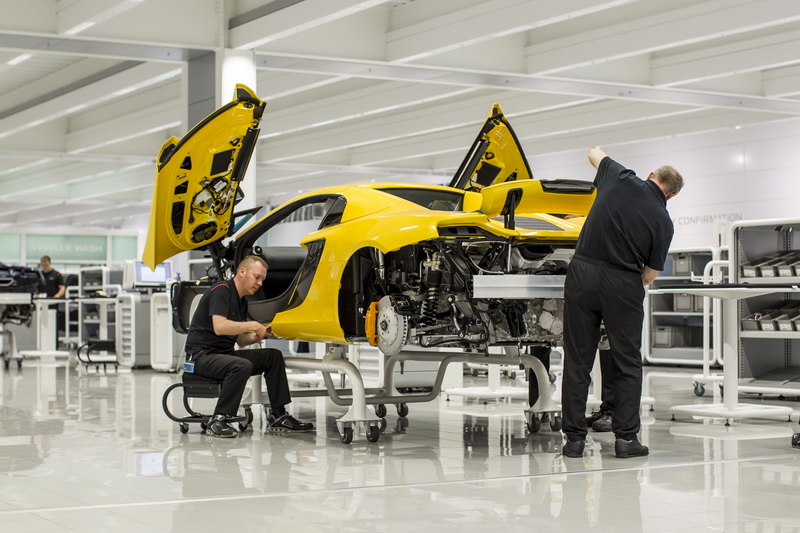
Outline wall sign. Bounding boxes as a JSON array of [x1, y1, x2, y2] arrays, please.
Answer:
[[26, 235, 107, 261]]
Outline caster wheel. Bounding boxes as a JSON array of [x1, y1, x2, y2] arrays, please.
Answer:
[[179, 423, 189, 434], [549, 372, 556, 384], [396, 403, 409, 417], [549, 415, 562, 432], [719, 384, 724, 398], [2, 359, 8, 371], [245, 408, 254, 425], [792, 433, 800, 448], [375, 404, 387, 418], [200, 422, 207, 431], [508, 372, 517, 379], [472, 369, 478, 377], [396, 417, 409, 432], [238, 422, 249, 432], [527, 416, 541, 433], [693, 383, 705, 397], [340, 426, 354, 444], [16, 359, 22, 369], [366, 425, 380, 443]]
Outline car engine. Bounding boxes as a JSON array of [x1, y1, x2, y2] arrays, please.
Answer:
[[370, 239, 573, 355]]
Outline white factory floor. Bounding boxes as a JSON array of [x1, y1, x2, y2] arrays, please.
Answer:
[[1, 359, 799, 533]]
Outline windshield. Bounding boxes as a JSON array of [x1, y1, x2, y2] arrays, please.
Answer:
[[377, 188, 463, 211]]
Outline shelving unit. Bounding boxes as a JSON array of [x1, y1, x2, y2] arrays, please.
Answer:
[[115, 292, 151, 368], [78, 297, 116, 345], [78, 266, 122, 297], [731, 219, 800, 397], [644, 247, 724, 366], [62, 286, 81, 347], [75, 266, 123, 353]]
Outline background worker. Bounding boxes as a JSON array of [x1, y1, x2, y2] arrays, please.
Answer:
[[38, 255, 65, 298], [184, 255, 314, 438], [38, 255, 66, 338], [561, 148, 683, 459]]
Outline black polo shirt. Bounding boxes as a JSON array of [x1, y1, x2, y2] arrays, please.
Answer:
[[576, 156, 674, 273], [184, 279, 248, 356], [39, 269, 64, 297]]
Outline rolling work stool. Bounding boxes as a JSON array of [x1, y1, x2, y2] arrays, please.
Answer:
[[162, 373, 254, 434]]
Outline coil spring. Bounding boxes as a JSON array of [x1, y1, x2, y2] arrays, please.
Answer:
[[421, 287, 439, 326]]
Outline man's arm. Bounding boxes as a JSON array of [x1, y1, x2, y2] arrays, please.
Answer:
[[211, 315, 267, 341], [588, 147, 608, 169], [642, 266, 659, 286], [54, 284, 65, 298]]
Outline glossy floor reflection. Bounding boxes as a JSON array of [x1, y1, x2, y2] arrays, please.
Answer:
[[1, 362, 799, 532]]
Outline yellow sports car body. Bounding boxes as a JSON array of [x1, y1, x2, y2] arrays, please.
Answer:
[[144, 85, 596, 355]]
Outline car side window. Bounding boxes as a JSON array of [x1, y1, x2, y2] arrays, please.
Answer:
[[250, 196, 345, 249], [318, 196, 347, 229]]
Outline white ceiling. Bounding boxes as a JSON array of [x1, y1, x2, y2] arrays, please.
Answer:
[[1, 0, 800, 231]]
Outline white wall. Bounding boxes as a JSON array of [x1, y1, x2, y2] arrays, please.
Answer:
[[529, 116, 800, 250]]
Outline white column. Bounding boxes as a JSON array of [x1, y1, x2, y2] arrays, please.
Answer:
[[219, 49, 258, 212]]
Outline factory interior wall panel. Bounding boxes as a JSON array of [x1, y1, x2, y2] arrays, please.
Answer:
[[530, 115, 800, 250]]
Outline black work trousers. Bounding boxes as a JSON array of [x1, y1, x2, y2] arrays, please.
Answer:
[[193, 348, 291, 417], [561, 256, 645, 441], [597, 349, 617, 414]]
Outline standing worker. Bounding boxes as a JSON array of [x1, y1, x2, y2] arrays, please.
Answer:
[[38, 256, 65, 298], [38, 255, 67, 338], [561, 148, 683, 458]]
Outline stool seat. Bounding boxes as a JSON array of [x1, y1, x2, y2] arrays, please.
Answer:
[[163, 372, 253, 434], [181, 372, 222, 399], [182, 372, 221, 384]]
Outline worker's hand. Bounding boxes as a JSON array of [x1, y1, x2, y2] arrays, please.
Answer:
[[264, 323, 275, 339], [251, 321, 268, 341]]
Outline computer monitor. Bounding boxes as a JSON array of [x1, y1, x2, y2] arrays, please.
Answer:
[[124, 260, 171, 289]]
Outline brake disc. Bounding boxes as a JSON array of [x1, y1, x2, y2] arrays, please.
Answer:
[[376, 296, 409, 356]]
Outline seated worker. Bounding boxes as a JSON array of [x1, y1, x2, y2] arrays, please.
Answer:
[[183, 255, 314, 438]]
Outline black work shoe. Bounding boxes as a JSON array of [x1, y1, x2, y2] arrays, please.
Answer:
[[585, 411, 602, 427], [269, 414, 315, 433], [206, 414, 238, 438], [615, 438, 649, 458], [562, 440, 585, 458], [591, 412, 613, 432]]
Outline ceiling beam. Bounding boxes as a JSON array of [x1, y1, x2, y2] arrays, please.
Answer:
[[0, 62, 180, 141], [651, 28, 800, 87], [261, 81, 477, 137], [68, 203, 150, 226], [763, 65, 800, 97], [256, 52, 800, 116], [229, 0, 392, 50], [0, 30, 209, 62], [258, 91, 579, 162], [0, 161, 112, 194], [524, 0, 800, 75], [56, 0, 146, 36], [65, 100, 180, 153], [385, 0, 641, 63], [0, 148, 151, 164]]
